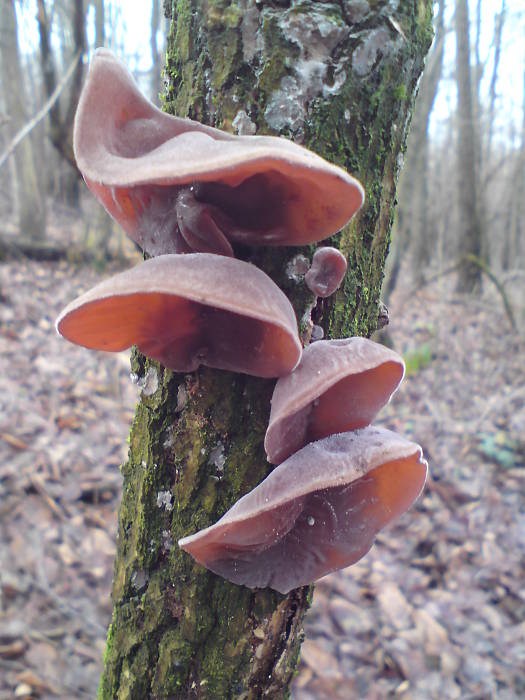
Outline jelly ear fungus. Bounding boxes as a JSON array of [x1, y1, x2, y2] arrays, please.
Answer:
[[265, 337, 405, 464], [179, 427, 428, 594], [55, 254, 302, 378], [304, 247, 348, 298], [73, 49, 364, 256]]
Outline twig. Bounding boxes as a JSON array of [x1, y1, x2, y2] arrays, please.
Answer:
[[501, 269, 525, 283], [464, 254, 517, 330], [406, 255, 517, 331], [406, 260, 462, 294], [32, 530, 107, 636], [473, 383, 525, 430], [0, 51, 81, 171], [29, 474, 70, 520]]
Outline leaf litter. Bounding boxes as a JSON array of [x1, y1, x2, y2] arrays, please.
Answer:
[[0, 256, 524, 700]]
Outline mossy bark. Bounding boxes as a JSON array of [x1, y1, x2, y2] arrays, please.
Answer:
[[99, 1, 433, 698]]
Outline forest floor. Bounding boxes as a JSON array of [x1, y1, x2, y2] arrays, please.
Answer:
[[0, 218, 524, 699]]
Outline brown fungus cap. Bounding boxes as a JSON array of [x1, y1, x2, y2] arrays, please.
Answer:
[[265, 338, 405, 464], [178, 426, 428, 594], [55, 254, 301, 378], [74, 49, 364, 256], [304, 247, 348, 297]]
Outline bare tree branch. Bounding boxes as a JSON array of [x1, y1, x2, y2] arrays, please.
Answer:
[[0, 50, 81, 172]]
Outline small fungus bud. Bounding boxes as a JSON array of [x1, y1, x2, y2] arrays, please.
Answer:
[[175, 190, 234, 257], [304, 247, 348, 297]]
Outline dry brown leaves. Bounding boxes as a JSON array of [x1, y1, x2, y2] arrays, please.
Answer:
[[1, 256, 524, 699], [293, 271, 525, 700], [0, 258, 136, 699]]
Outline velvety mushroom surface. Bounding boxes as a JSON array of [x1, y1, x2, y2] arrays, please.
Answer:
[[304, 247, 348, 297], [56, 254, 301, 377], [74, 49, 364, 256], [179, 427, 428, 594], [265, 338, 405, 464]]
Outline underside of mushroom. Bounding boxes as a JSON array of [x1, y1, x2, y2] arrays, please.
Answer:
[[55, 254, 302, 378], [179, 427, 428, 594]]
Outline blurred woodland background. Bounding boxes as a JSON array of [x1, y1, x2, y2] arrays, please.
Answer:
[[1, 0, 525, 284], [0, 1, 524, 699]]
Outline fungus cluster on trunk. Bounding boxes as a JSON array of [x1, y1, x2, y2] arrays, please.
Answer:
[[56, 49, 427, 595]]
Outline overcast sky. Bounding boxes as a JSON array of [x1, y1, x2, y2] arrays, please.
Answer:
[[431, 0, 524, 143]]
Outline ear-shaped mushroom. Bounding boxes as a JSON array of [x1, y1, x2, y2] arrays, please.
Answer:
[[304, 247, 347, 297], [265, 338, 405, 464], [74, 49, 364, 256], [55, 254, 301, 378], [179, 426, 427, 594]]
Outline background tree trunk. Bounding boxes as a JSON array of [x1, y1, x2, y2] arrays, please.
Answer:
[[455, 0, 483, 291], [93, 0, 106, 49], [502, 57, 525, 271], [409, 0, 445, 283], [99, 1, 434, 697], [150, 0, 162, 103], [0, 0, 47, 240], [36, 0, 85, 207], [385, 0, 445, 296], [485, 0, 506, 164]]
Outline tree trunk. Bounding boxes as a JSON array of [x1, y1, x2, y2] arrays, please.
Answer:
[[94, 0, 106, 48], [503, 57, 525, 271], [410, 0, 445, 282], [485, 0, 506, 164], [150, 0, 162, 103], [36, 0, 85, 207], [0, 0, 47, 240], [473, 0, 483, 176], [99, 1, 434, 697], [455, 0, 483, 292], [387, 0, 444, 293]]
